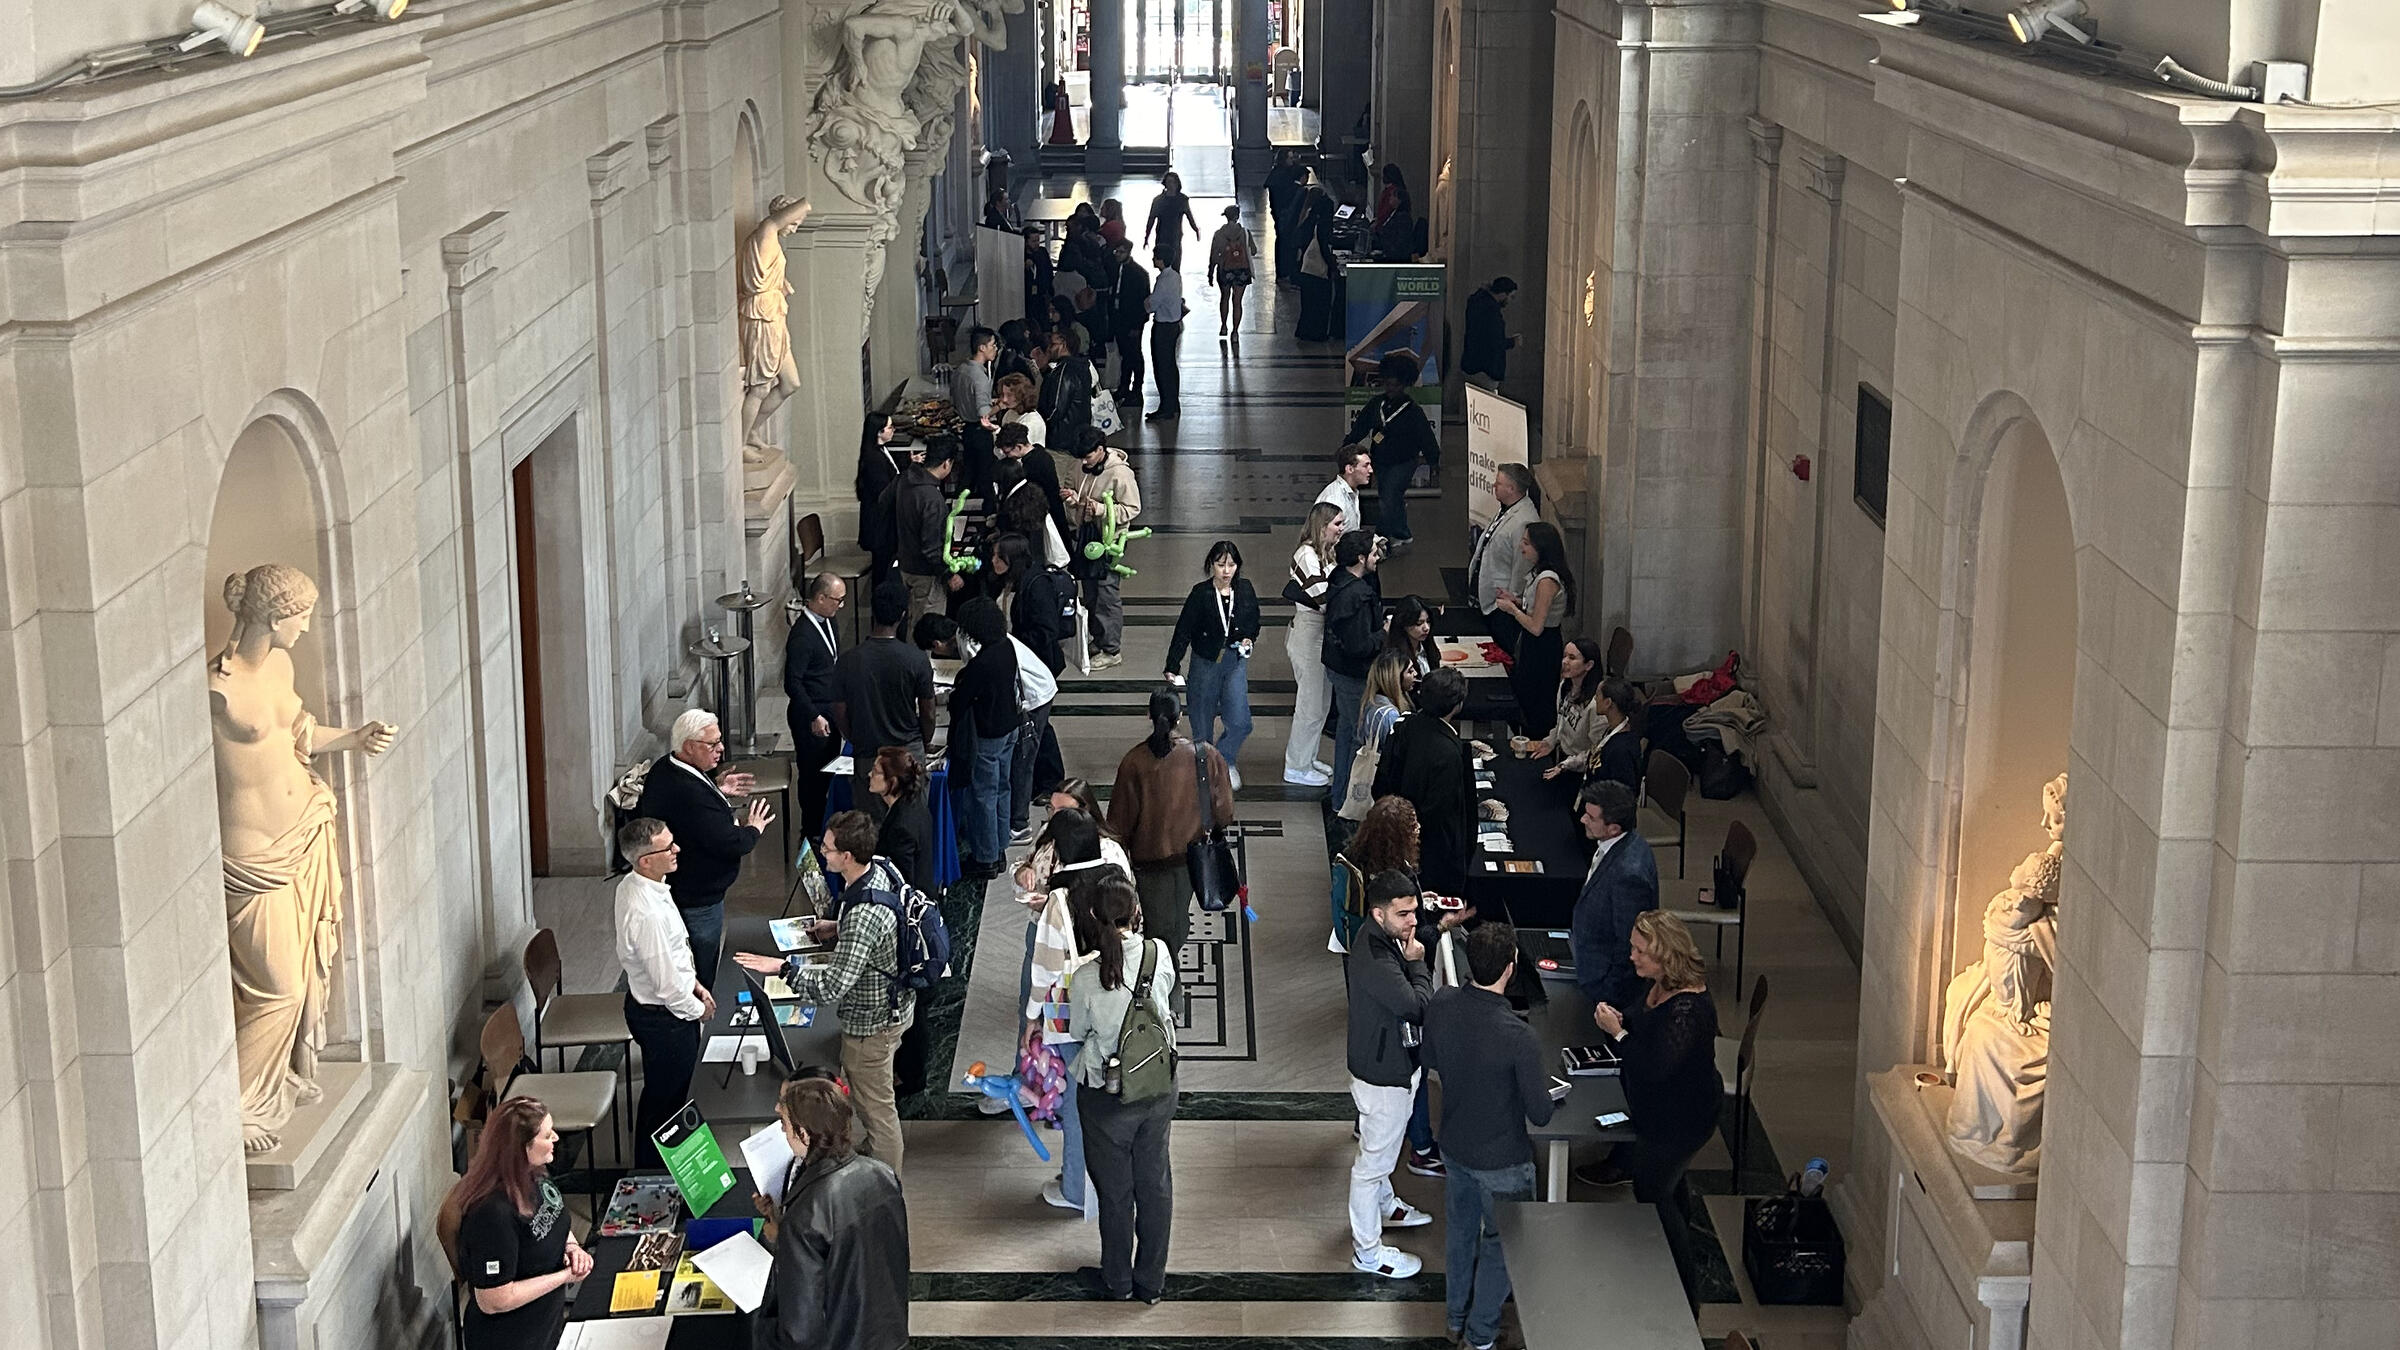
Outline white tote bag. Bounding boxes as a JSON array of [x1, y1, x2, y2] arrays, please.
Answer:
[[1089, 388, 1123, 438]]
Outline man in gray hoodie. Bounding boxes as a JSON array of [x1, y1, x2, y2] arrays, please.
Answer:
[[1343, 871, 1436, 1279]]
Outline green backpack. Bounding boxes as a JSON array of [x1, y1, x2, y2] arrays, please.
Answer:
[[1107, 939, 1179, 1103]]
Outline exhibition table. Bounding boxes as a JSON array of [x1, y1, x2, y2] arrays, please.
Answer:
[[1493, 1201, 1705, 1349], [567, 1164, 762, 1345], [1464, 748, 1589, 931], [1518, 967, 1638, 1201]]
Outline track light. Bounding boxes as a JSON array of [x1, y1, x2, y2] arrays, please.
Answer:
[[334, 0, 410, 17], [180, 2, 266, 57], [2006, 0, 2091, 44]]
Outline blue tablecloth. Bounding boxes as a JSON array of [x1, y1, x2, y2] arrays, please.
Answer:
[[826, 760, 961, 889]]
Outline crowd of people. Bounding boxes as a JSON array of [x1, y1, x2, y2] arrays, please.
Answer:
[[440, 163, 1732, 1350]]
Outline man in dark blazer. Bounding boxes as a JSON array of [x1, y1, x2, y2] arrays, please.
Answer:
[[1371, 669, 1477, 896], [1592, 677, 1645, 797], [632, 708, 773, 983], [1569, 779, 1659, 1011], [784, 573, 848, 847]]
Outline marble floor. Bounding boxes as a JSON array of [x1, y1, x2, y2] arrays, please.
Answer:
[[533, 152, 1858, 1346]]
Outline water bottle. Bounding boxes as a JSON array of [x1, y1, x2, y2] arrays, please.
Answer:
[[1798, 1157, 1829, 1198]]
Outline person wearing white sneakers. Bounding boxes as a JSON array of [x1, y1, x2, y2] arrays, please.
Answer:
[[1344, 871, 1437, 1278], [1282, 503, 1344, 786]]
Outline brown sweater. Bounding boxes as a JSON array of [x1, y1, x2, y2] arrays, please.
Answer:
[[1107, 738, 1237, 864]]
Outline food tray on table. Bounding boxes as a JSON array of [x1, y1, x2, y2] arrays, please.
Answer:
[[891, 396, 967, 441]]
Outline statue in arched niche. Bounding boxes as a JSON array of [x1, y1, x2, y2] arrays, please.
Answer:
[[739, 194, 815, 462], [209, 564, 398, 1153], [1940, 772, 2066, 1175]]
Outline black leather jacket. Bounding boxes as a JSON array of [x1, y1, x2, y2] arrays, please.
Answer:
[[753, 1153, 910, 1350]]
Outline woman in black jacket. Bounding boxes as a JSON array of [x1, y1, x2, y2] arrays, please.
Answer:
[[1293, 188, 1339, 341], [755, 1076, 910, 1350], [1164, 541, 1261, 790], [853, 413, 903, 565], [1579, 909, 1724, 1309], [866, 746, 935, 893], [992, 532, 1073, 675], [951, 598, 1023, 879]]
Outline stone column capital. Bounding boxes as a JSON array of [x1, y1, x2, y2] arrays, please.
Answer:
[[441, 211, 509, 289], [1747, 116, 1784, 166], [1799, 146, 1845, 203], [588, 140, 638, 206]]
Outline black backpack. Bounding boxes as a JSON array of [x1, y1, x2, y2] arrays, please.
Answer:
[[842, 861, 953, 1010]]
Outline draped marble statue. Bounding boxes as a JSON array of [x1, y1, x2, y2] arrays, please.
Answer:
[[738, 194, 814, 461], [209, 564, 398, 1153], [1940, 772, 2066, 1175]]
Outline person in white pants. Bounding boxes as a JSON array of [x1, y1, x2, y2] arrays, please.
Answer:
[[1283, 504, 1345, 785], [1344, 873, 1436, 1276]]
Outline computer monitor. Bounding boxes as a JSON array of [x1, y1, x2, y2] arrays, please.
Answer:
[[742, 970, 800, 1076]]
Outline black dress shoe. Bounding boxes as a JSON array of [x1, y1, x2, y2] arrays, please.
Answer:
[[1076, 1266, 1132, 1300]]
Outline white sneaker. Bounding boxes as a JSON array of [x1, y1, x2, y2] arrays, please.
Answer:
[[1352, 1244, 1424, 1279], [1228, 766, 1244, 789], [1041, 1177, 1081, 1211], [1312, 759, 1334, 776], [1283, 766, 1331, 787], [1383, 1200, 1433, 1229]]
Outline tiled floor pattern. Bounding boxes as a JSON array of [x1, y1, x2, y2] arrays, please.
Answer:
[[531, 152, 1858, 1343]]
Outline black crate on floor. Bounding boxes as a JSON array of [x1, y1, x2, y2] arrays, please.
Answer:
[[1742, 1195, 1846, 1306]]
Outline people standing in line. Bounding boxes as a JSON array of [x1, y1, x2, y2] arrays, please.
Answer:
[[1064, 429, 1141, 669], [864, 746, 935, 893], [1467, 462, 1539, 656], [1348, 352, 1438, 549], [1335, 791, 1459, 1178], [1316, 443, 1373, 532], [1294, 189, 1339, 341], [1570, 779, 1661, 1014], [1493, 520, 1573, 737], [1040, 326, 1096, 436], [892, 436, 963, 626], [1371, 668, 1476, 898], [1283, 502, 1346, 786], [1265, 153, 1307, 283], [986, 534, 1070, 837], [1382, 595, 1435, 681], [1344, 871, 1436, 1279], [1009, 812, 1128, 1191], [1067, 874, 1180, 1303], [1143, 170, 1202, 269], [1209, 206, 1257, 340], [1106, 692, 1236, 959], [995, 530, 1075, 674], [1321, 530, 1386, 802], [1359, 648, 1419, 763], [1165, 541, 1261, 788], [441, 1097, 590, 1350], [1576, 911, 1724, 1309], [1460, 276, 1520, 391], [1420, 921, 1554, 1350], [1108, 242, 1150, 403], [751, 1076, 911, 1350], [952, 325, 1000, 494], [611, 817, 714, 1166], [854, 412, 903, 567], [784, 573, 848, 846], [992, 370, 1049, 456], [950, 598, 1024, 878], [993, 427, 1071, 565], [831, 578, 939, 803], [735, 811, 916, 1175], [631, 708, 770, 984], [1144, 247, 1187, 423]]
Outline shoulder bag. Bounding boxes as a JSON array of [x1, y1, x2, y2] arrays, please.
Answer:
[[1187, 744, 1244, 912]]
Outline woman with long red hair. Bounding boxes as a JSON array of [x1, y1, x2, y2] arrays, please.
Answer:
[[437, 1096, 591, 1349]]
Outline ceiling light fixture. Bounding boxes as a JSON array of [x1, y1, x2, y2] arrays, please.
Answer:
[[181, 2, 267, 57], [2006, 0, 2092, 45], [334, 0, 411, 18]]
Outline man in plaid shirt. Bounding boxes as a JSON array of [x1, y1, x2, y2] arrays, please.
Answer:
[[737, 810, 916, 1174]]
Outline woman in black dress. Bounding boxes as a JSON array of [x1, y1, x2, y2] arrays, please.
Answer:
[[441, 1097, 591, 1350], [1581, 910, 1723, 1309]]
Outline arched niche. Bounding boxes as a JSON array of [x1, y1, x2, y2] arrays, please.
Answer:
[[1949, 413, 2076, 980], [733, 105, 764, 245], [1565, 102, 1604, 454], [206, 417, 330, 717]]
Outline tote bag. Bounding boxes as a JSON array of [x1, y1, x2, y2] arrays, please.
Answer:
[[1187, 746, 1244, 912], [1089, 388, 1123, 437]]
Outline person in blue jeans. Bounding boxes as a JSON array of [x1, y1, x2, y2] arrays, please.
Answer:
[[1164, 541, 1262, 788], [1320, 531, 1385, 802], [1419, 921, 1556, 1350], [949, 599, 1023, 879], [1347, 352, 1438, 550]]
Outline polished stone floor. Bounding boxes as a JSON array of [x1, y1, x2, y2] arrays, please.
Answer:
[[533, 149, 1856, 1346]]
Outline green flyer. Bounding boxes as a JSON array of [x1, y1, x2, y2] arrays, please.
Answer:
[[652, 1102, 735, 1217]]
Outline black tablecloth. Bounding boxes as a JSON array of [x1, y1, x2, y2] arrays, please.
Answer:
[[690, 916, 846, 1127], [1517, 961, 1637, 1151], [571, 1167, 762, 1346], [1465, 749, 1590, 930]]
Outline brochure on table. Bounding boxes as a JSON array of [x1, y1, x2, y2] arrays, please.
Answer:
[[652, 1102, 736, 1218]]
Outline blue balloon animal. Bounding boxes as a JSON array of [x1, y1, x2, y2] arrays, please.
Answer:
[[961, 1061, 1051, 1161]]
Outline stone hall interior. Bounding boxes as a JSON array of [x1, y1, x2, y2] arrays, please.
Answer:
[[0, 0, 2394, 1347]]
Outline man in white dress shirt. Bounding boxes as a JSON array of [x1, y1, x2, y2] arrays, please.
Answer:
[[615, 816, 717, 1166], [1317, 444, 1373, 535], [1145, 250, 1187, 423]]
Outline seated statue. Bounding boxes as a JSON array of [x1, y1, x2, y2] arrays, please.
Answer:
[[1939, 773, 2065, 1175]]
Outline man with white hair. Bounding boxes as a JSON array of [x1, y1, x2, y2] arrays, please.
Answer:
[[632, 708, 774, 982]]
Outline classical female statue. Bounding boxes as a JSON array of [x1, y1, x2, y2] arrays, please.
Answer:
[[738, 194, 813, 458], [209, 564, 397, 1153], [1940, 773, 2066, 1175]]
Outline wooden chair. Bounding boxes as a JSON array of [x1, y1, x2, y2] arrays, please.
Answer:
[[793, 511, 875, 642], [1639, 749, 1690, 878], [524, 929, 631, 1074], [1605, 625, 1634, 679], [478, 1003, 620, 1211], [1669, 819, 1756, 990], [1714, 974, 1770, 1179]]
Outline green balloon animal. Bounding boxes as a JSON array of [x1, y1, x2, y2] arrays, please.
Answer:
[[943, 491, 983, 574], [1080, 490, 1152, 577]]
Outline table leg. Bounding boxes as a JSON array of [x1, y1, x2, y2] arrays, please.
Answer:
[[1547, 1139, 1568, 1202]]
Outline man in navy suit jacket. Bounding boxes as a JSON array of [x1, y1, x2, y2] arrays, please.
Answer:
[[785, 573, 848, 844], [1569, 780, 1659, 1012]]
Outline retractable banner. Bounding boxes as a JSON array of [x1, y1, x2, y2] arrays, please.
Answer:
[[1465, 384, 1529, 531], [1342, 263, 1446, 438]]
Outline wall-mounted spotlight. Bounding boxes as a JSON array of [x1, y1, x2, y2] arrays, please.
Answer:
[[2006, 0, 2091, 45], [180, 2, 267, 57], [334, 0, 411, 18]]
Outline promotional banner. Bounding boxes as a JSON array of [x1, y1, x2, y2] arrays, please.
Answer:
[[1343, 263, 1445, 439], [1464, 384, 1529, 531], [974, 224, 1025, 329]]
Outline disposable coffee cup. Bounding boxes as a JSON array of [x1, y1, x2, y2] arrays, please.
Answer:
[[1510, 735, 1531, 758]]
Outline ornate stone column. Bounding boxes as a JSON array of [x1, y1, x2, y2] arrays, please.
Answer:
[[1232, 0, 1272, 185], [1087, 0, 1125, 173]]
